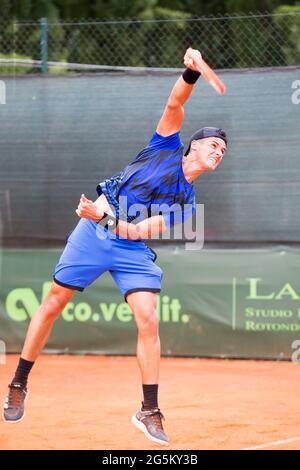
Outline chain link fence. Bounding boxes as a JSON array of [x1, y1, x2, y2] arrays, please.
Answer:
[[0, 11, 300, 73]]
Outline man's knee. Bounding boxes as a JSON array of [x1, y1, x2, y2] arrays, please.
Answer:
[[41, 282, 74, 320], [138, 310, 160, 338]]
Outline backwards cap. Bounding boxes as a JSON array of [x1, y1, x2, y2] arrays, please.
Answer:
[[185, 127, 228, 156]]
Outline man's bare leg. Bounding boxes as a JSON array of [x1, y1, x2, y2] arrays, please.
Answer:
[[3, 282, 74, 423], [127, 291, 160, 385], [127, 291, 168, 445], [21, 282, 74, 361]]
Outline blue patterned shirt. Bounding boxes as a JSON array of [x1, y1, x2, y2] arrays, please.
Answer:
[[96, 131, 195, 228]]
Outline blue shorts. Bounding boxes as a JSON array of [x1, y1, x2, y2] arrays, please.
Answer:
[[53, 219, 162, 300]]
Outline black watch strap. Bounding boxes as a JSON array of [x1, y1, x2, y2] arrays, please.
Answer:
[[98, 212, 118, 231]]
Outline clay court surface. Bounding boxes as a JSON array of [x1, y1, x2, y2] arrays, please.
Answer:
[[1, 355, 300, 450]]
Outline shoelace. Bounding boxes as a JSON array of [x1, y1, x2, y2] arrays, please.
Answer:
[[142, 408, 165, 429], [7, 385, 25, 408]]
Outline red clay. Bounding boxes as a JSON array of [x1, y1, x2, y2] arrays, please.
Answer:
[[1, 355, 300, 450]]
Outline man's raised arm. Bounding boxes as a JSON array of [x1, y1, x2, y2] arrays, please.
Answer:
[[156, 48, 203, 137]]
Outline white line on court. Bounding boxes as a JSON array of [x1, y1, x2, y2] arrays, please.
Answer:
[[241, 436, 300, 450]]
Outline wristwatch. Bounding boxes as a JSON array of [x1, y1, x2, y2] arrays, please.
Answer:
[[98, 212, 119, 231]]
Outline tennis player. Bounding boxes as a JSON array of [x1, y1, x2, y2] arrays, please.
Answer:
[[3, 48, 227, 446]]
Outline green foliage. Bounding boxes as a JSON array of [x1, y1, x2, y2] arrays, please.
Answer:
[[0, 52, 33, 74], [225, 0, 281, 13], [2, 0, 300, 20], [0, 0, 300, 74], [273, 5, 300, 64]]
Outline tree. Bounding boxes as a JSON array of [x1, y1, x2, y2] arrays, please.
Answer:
[[273, 5, 300, 65]]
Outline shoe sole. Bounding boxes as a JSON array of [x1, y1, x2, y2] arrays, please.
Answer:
[[2, 391, 29, 424], [131, 415, 169, 446]]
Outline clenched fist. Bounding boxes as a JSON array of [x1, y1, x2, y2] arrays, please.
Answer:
[[184, 48, 203, 72], [75, 194, 103, 222]]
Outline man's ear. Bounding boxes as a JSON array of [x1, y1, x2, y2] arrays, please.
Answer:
[[190, 140, 198, 152]]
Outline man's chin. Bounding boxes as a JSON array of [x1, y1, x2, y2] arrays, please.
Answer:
[[206, 163, 217, 172]]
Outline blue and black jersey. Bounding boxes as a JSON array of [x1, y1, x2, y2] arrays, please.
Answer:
[[96, 131, 195, 228]]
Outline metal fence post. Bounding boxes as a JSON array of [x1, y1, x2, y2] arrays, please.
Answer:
[[40, 17, 48, 74]]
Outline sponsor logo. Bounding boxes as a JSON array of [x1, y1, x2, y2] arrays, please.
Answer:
[[5, 282, 189, 324]]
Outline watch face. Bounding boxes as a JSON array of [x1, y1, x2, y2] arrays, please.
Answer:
[[107, 219, 114, 226]]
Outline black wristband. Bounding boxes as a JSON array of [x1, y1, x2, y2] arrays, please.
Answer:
[[182, 68, 201, 84], [98, 212, 118, 231]]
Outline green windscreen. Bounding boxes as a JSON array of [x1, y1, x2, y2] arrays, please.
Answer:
[[1, 67, 299, 247]]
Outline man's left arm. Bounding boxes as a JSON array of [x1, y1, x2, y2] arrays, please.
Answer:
[[115, 215, 167, 240], [76, 195, 167, 240]]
